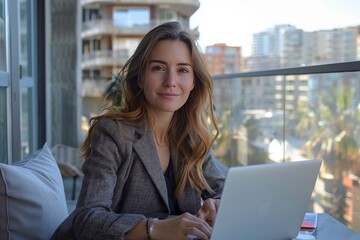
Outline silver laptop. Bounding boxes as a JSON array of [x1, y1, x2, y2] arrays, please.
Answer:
[[211, 159, 322, 240]]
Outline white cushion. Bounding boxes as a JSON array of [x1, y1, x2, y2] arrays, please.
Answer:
[[0, 143, 68, 240]]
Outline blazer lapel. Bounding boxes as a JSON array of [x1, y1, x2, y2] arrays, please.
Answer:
[[133, 127, 169, 212]]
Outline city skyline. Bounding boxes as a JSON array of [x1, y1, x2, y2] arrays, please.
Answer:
[[190, 0, 360, 56]]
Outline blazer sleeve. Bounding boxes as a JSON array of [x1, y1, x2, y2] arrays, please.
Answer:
[[72, 119, 146, 240], [201, 151, 228, 199]]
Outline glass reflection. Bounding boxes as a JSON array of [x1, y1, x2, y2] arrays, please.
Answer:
[[19, 0, 34, 157], [0, 0, 6, 71], [0, 87, 7, 163], [20, 86, 33, 157], [19, 0, 31, 77]]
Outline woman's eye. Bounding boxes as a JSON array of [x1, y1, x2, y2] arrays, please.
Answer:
[[178, 68, 189, 73], [152, 65, 164, 71]]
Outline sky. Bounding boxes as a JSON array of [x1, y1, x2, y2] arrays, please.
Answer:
[[190, 0, 360, 56]]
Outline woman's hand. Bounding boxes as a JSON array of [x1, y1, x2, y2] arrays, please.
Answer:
[[152, 212, 212, 240], [197, 198, 220, 227]]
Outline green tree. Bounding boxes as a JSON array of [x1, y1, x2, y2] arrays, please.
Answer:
[[295, 86, 360, 224], [104, 73, 123, 106]]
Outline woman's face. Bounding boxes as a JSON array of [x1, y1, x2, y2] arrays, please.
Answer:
[[140, 40, 195, 116]]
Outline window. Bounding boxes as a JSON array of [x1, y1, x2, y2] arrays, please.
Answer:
[[0, 0, 8, 163], [0, 75, 7, 164], [0, 0, 5, 71], [19, 0, 36, 157], [159, 8, 175, 22], [113, 8, 150, 28], [1, 0, 38, 163]]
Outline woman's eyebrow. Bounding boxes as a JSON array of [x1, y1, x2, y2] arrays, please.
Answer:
[[149, 59, 167, 65], [149, 59, 192, 67], [178, 63, 193, 68]]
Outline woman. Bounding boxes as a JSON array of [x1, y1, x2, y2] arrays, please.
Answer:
[[52, 21, 226, 240]]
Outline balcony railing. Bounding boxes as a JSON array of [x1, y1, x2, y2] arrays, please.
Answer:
[[81, 19, 198, 39], [81, 0, 200, 16], [82, 78, 110, 97], [212, 60, 360, 232], [82, 49, 129, 69], [82, 19, 151, 38]]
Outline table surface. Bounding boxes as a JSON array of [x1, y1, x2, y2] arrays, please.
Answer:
[[299, 213, 360, 240]]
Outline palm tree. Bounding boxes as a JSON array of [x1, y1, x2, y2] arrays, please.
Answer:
[[104, 73, 123, 106], [295, 86, 360, 224]]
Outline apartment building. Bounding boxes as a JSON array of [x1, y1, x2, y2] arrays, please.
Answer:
[[205, 43, 242, 75], [81, 0, 199, 118], [314, 27, 358, 63], [240, 25, 360, 114], [251, 24, 297, 70], [204, 43, 243, 125]]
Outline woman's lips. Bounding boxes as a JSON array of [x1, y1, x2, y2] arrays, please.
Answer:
[[159, 92, 179, 99]]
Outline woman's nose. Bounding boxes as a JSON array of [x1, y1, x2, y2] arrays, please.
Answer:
[[163, 71, 176, 87]]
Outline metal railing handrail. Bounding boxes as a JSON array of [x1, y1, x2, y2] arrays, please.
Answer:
[[213, 60, 360, 80]]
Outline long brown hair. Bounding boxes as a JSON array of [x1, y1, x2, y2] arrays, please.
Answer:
[[82, 21, 219, 196]]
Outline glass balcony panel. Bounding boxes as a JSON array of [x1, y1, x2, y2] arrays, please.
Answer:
[[213, 66, 360, 232]]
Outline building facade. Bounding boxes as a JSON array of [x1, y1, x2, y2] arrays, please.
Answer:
[[205, 43, 242, 75], [239, 25, 360, 116]]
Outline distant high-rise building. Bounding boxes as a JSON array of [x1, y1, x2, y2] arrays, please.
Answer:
[[251, 24, 297, 70], [313, 27, 358, 64], [80, 0, 200, 117], [242, 25, 360, 114], [250, 24, 360, 70]]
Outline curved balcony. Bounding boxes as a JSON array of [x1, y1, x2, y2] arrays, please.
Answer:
[[82, 78, 109, 97], [82, 19, 152, 38], [82, 19, 199, 39], [81, 0, 200, 16], [82, 49, 129, 69]]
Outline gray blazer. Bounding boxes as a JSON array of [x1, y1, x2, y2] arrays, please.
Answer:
[[52, 118, 226, 240]]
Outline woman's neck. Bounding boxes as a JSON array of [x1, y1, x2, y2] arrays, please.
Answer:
[[151, 111, 173, 146]]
